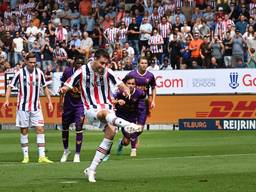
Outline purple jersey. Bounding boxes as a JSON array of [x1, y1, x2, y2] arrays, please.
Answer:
[[126, 70, 156, 97], [61, 67, 83, 110], [115, 89, 146, 124]]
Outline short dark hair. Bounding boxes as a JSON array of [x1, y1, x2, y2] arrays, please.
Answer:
[[94, 49, 110, 59], [26, 52, 36, 60], [75, 54, 85, 65], [122, 75, 135, 84], [138, 56, 148, 63]]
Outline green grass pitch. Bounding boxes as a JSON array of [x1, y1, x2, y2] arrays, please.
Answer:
[[0, 129, 256, 192]]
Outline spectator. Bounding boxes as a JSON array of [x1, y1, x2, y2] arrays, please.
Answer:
[[235, 14, 248, 35], [79, 31, 93, 60], [168, 33, 181, 69], [231, 29, 246, 67], [160, 57, 172, 70], [189, 32, 203, 66], [223, 31, 233, 68], [139, 17, 152, 51], [149, 28, 163, 64], [127, 17, 140, 55], [123, 42, 135, 58], [12, 31, 24, 65], [41, 37, 54, 71], [209, 35, 224, 67]]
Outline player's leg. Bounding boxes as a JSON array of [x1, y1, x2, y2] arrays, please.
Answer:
[[85, 124, 116, 182], [73, 109, 84, 163], [84, 110, 116, 182], [117, 128, 130, 155], [103, 111, 142, 133], [130, 131, 143, 157], [130, 99, 147, 157], [16, 111, 30, 163], [20, 128, 29, 163], [32, 110, 53, 163], [60, 112, 72, 162]]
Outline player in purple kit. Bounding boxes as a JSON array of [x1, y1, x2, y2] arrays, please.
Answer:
[[59, 55, 85, 163], [114, 75, 146, 157], [123, 56, 156, 156]]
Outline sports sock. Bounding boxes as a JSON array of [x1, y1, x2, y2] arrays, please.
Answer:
[[130, 133, 138, 149], [62, 125, 69, 150], [75, 131, 83, 154], [37, 134, 45, 157], [89, 138, 113, 171], [106, 113, 131, 128], [20, 134, 29, 158]]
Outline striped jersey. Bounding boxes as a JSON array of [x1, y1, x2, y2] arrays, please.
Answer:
[[104, 27, 119, 44], [64, 62, 122, 110], [118, 27, 127, 41], [149, 34, 164, 53], [8, 66, 47, 111], [159, 22, 172, 38]]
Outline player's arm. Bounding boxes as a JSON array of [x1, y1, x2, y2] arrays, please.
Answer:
[[2, 86, 12, 109], [117, 82, 130, 98], [107, 68, 130, 98], [40, 70, 53, 112], [150, 75, 157, 109], [43, 86, 53, 112], [59, 91, 65, 111], [60, 66, 83, 94], [151, 86, 156, 109], [2, 71, 20, 109]]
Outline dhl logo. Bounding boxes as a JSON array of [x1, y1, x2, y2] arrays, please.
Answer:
[[196, 101, 256, 118]]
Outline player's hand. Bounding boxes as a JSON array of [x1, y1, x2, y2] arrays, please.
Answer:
[[150, 101, 155, 109], [48, 102, 53, 112], [118, 99, 126, 106], [59, 86, 68, 95], [123, 89, 131, 99], [2, 101, 9, 110], [59, 103, 63, 111]]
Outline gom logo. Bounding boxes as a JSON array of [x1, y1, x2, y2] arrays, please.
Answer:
[[196, 101, 256, 118], [209, 101, 256, 117]]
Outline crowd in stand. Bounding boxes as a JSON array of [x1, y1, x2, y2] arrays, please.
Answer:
[[0, 0, 256, 75]]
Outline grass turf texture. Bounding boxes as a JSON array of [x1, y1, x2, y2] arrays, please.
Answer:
[[0, 130, 256, 192]]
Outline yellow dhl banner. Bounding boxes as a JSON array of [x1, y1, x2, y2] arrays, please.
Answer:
[[0, 95, 256, 124]]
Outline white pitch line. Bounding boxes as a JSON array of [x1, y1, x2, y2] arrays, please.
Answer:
[[0, 153, 256, 166], [60, 181, 78, 184], [126, 153, 256, 161]]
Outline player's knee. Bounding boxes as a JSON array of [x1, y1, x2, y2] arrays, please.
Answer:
[[123, 138, 130, 146], [97, 110, 108, 121], [36, 126, 44, 134], [104, 125, 116, 139], [75, 123, 83, 132], [20, 128, 28, 135]]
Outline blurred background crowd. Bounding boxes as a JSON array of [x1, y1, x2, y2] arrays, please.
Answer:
[[0, 0, 256, 77]]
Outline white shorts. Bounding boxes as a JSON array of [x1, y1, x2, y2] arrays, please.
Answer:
[[85, 108, 115, 129], [16, 110, 44, 128]]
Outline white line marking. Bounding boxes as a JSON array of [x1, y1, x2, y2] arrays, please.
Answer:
[[60, 181, 78, 184], [126, 153, 256, 161], [0, 153, 256, 166]]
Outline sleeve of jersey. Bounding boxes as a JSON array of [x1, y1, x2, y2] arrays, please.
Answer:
[[8, 71, 20, 88], [60, 68, 68, 86], [64, 67, 82, 89], [40, 70, 47, 87], [150, 73, 156, 89], [107, 68, 122, 87]]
